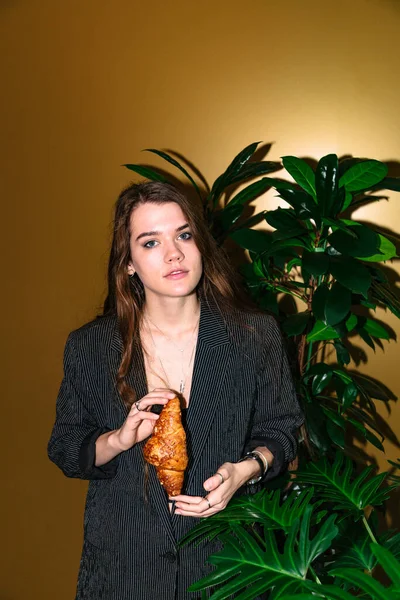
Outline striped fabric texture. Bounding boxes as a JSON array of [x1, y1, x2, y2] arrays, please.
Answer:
[[48, 301, 304, 600]]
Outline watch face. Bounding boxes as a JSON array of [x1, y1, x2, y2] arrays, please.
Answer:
[[247, 476, 262, 485]]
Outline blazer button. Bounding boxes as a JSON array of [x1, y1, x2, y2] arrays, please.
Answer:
[[161, 551, 177, 563]]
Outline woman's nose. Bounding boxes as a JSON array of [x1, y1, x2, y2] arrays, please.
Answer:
[[165, 243, 184, 263]]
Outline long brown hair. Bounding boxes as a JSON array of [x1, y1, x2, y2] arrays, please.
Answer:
[[104, 181, 246, 408]]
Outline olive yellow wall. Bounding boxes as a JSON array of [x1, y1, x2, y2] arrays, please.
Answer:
[[1, 0, 400, 598]]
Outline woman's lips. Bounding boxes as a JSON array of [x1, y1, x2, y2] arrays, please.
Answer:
[[164, 270, 188, 280]]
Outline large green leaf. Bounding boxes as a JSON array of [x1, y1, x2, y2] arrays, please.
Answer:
[[329, 223, 381, 258], [312, 284, 329, 322], [282, 311, 310, 337], [334, 341, 351, 365], [282, 586, 357, 600], [267, 237, 311, 253], [331, 522, 377, 572], [258, 177, 298, 191], [342, 189, 353, 211], [144, 148, 202, 199], [188, 506, 338, 600], [312, 371, 333, 396], [346, 416, 385, 451], [307, 320, 340, 342], [346, 405, 386, 439], [218, 204, 244, 231], [179, 488, 315, 549], [123, 163, 167, 181], [321, 405, 347, 430], [281, 156, 317, 200], [331, 519, 400, 575], [304, 362, 333, 378], [311, 283, 351, 327], [315, 154, 339, 217], [265, 208, 306, 235], [342, 381, 358, 409], [229, 160, 281, 185], [339, 160, 388, 192], [331, 561, 399, 600], [325, 283, 352, 326], [371, 544, 400, 589], [276, 188, 320, 224], [358, 234, 397, 262], [230, 229, 271, 254], [228, 178, 273, 206], [295, 453, 393, 515], [303, 402, 330, 453], [329, 257, 372, 297], [326, 417, 346, 448], [302, 250, 329, 276], [208, 142, 260, 207], [193, 489, 318, 550], [322, 217, 358, 238], [272, 228, 310, 243]]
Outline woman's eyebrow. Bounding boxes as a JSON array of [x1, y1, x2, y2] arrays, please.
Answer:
[[135, 223, 189, 241], [136, 230, 159, 241]]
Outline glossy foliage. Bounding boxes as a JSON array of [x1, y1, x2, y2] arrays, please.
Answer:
[[180, 459, 400, 600], [124, 145, 400, 600], [125, 145, 399, 456]]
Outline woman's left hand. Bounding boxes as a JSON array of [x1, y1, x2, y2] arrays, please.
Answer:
[[170, 462, 252, 517]]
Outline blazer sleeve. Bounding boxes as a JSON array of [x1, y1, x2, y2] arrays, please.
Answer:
[[244, 316, 304, 481], [47, 333, 119, 480]]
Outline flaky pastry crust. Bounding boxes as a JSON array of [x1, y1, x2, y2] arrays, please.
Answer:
[[143, 396, 188, 496]]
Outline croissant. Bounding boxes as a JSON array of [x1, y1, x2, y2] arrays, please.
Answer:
[[143, 396, 188, 496]]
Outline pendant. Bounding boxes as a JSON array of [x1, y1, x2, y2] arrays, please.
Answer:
[[179, 380, 185, 394]]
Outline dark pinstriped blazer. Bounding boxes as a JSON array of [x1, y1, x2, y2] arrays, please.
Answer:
[[48, 301, 303, 600]]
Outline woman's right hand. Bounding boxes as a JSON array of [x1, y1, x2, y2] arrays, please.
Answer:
[[113, 388, 176, 451]]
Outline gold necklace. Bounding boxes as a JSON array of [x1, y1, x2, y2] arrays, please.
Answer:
[[145, 312, 199, 355], [145, 316, 199, 394]]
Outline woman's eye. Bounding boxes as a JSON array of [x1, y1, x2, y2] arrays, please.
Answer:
[[143, 240, 158, 249], [178, 232, 192, 241]]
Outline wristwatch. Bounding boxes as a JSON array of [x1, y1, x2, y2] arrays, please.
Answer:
[[238, 450, 269, 485]]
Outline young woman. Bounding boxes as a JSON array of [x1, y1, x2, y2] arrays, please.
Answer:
[[48, 181, 303, 600]]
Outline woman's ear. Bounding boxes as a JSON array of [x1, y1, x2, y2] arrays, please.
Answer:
[[127, 263, 135, 276]]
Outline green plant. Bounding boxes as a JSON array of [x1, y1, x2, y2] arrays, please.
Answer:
[[124, 144, 400, 599], [124, 144, 283, 243], [125, 144, 400, 454], [179, 455, 400, 599], [228, 151, 400, 457]]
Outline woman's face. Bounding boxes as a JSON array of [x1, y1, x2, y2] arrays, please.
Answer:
[[127, 202, 203, 301]]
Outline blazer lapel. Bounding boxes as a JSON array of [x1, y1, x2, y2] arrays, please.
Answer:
[[183, 301, 233, 492], [108, 322, 177, 547], [107, 303, 233, 543]]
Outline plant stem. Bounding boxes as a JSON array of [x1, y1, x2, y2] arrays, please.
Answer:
[[305, 340, 314, 372], [362, 515, 378, 544], [308, 565, 322, 585], [298, 334, 307, 376], [303, 342, 328, 372]]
